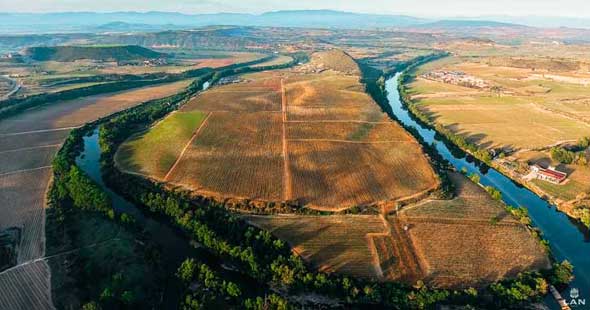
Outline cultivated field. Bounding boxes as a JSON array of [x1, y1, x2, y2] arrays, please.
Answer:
[[387, 173, 550, 288], [244, 215, 386, 280], [115, 111, 207, 179], [407, 50, 590, 214], [0, 261, 54, 310], [408, 56, 590, 150], [166, 111, 285, 200], [288, 141, 436, 207], [119, 50, 438, 209], [251, 55, 293, 68], [0, 79, 192, 133], [243, 173, 549, 287], [0, 79, 194, 310]]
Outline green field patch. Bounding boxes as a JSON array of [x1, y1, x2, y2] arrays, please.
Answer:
[[116, 111, 207, 178]]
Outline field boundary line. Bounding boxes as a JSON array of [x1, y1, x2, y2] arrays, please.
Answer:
[[287, 139, 411, 144], [365, 234, 385, 279], [0, 166, 52, 177], [281, 78, 293, 201], [286, 120, 391, 124], [163, 112, 213, 181], [0, 144, 62, 155], [0, 126, 80, 137], [403, 216, 520, 226], [0, 238, 122, 277]]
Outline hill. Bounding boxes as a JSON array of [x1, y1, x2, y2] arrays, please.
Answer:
[[307, 49, 361, 75], [23, 45, 166, 62]]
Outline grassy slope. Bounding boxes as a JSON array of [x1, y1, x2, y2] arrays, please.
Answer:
[[25, 45, 165, 62], [115, 111, 207, 178]]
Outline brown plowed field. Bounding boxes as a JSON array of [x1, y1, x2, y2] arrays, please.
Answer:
[[245, 215, 385, 280], [383, 173, 550, 288], [138, 69, 438, 209], [288, 140, 437, 207], [243, 173, 549, 287], [0, 79, 193, 310], [167, 111, 284, 200]]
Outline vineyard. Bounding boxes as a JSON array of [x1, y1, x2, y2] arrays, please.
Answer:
[[121, 55, 438, 209], [0, 79, 198, 310], [115, 110, 208, 178], [245, 215, 385, 280], [384, 173, 550, 288], [0, 79, 193, 134], [167, 111, 284, 201], [288, 141, 437, 208], [0, 261, 54, 310]]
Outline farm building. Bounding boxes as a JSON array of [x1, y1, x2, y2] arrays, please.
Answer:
[[531, 165, 567, 184]]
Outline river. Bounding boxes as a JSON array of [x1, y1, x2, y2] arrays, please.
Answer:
[[385, 73, 590, 309], [73, 80, 263, 308], [70, 74, 589, 308]]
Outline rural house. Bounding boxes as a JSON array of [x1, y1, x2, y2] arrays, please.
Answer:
[[531, 165, 567, 184]]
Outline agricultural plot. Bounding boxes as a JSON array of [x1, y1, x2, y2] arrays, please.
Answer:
[[288, 141, 437, 208], [286, 122, 412, 142], [285, 74, 386, 122], [251, 55, 293, 68], [243, 173, 549, 287], [244, 215, 385, 280], [115, 111, 207, 179], [399, 221, 549, 288], [408, 56, 590, 150], [121, 52, 438, 209], [0, 168, 52, 262], [0, 261, 54, 310], [0, 79, 194, 310], [181, 86, 281, 113], [167, 112, 284, 201], [0, 79, 193, 133], [0, 146, 58, 175], [386, 173, 550, 288]]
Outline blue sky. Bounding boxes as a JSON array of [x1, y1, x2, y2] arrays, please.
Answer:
[[1, 0, 589, 18]]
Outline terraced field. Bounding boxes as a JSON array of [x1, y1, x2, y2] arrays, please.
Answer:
[[0, 79, 193, 310]]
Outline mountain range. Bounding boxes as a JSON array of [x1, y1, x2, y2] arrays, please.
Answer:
[[0, 10, 588, 34]]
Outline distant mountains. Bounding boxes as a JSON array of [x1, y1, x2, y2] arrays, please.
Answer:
[[0, 10, 524, 34], [0, 10, 588, 34]]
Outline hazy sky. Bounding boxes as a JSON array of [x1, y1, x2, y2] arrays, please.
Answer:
[[1, 0, 589, 18]]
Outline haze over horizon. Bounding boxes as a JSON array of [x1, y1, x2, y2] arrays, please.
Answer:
[[1, 0, 590, 19]]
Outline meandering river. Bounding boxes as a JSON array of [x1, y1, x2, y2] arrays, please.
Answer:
[[70, 74, 589, 308], [386, 73, 590, 309]]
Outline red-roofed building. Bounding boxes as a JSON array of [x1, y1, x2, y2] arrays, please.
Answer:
[[531, 165, 567, 184]]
